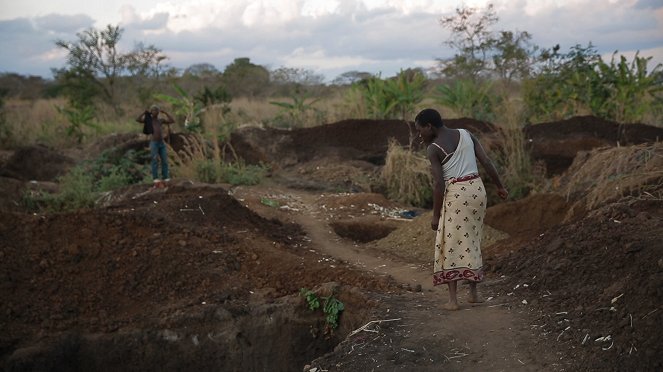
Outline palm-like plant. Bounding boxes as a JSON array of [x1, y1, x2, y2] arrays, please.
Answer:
[[436, 79, 496, 121]]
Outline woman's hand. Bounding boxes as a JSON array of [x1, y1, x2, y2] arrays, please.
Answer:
[[497, 187, 509, 200], [431, 215, 439, 231]]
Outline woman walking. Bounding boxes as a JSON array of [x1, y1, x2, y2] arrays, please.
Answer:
[[415, 108, 508, 310]]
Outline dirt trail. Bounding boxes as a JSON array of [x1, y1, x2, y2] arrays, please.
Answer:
[[233, 185, 561, 371]]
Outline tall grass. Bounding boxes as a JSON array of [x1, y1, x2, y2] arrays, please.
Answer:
[[3, 98, 139, 148], [381, 139, 432, 207], [492, 97, 546, 199]]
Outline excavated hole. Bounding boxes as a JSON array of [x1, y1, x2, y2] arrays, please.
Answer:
[[330, 220, 397, 243], [5, 291, 371, 371]]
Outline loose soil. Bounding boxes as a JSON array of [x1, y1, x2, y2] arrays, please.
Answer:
[[1, 116, 661, 371]]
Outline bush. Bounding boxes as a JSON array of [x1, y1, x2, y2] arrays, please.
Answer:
[[97, 165, 133, 192], [195, 159, 220, 183], [28, 166, 99, 212], [220, 161, 269, 185], [23, 149, 147, 212]]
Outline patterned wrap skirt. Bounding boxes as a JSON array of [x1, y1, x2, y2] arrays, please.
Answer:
[[433, 177, 486, 286]]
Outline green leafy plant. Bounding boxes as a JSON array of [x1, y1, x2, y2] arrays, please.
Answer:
[[299, 288, 344, 330], [435, 79, 497, 122], [347, 69, 426, 121], [56, 104, 99, 143], [260, 197, 280, 208], [154, 84, 204, 132], [24, 149, 148, 212], [195, 159, 220, 183], [522, 43, 662, 123], [220, 161, 269, 185], [322, 296, 345, 329], [270, 93, 322, 128], [30, 166, 98, 212], [300, 288, 320, 311]]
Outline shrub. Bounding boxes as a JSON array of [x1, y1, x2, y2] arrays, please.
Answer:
[[195, 159, 220, 183], [30, 166, 98, 212], [220, 161, 269, 186], [96, 165, 133, 192], [24, 149, 147, 212]]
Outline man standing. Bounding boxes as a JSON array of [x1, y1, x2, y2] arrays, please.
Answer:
[[136, 105, 175, 188]]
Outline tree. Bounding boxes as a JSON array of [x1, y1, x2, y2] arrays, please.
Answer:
[[492, 30, 538, 84], [331, 71, 373, 85], [437, 3, 537, 83], [222, 58, 270, 98], [271, 67, 324, 86], [184, 63, 221, 78], [55, 24, 167, 111], [524, 44, 663, 123], [438, 4, 498, 80]]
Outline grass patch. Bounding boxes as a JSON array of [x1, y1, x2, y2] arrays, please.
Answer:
[[23, 148, 148, 212], [220, 161, 269, 185]]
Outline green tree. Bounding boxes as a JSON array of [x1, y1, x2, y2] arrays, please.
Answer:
[[183, 63, 221, 78], [222, 58, 270, 98], [270, 67, 324, 86], [523, 43, 603, 121], [55, 24, 167, 111], [437, 4, 498, 80], [492, 30, 538, 85], [591, 53, 663, 123], [438, 3, 537, 84], [331, 71, 373, 85]]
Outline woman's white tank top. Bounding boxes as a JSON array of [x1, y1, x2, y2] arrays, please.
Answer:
[[431, 129, 479, 180]]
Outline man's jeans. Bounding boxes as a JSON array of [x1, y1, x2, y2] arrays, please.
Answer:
[[150, 140, 169, 180]]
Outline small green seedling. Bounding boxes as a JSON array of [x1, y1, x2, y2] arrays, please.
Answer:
[[300, 287, 344, 329]]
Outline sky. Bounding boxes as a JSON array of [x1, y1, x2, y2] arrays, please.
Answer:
[[1, 0, 662, 82]]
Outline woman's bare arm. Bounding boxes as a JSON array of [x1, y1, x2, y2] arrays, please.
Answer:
[[427, 145, 446, 230], [470, 133, 508, 200]]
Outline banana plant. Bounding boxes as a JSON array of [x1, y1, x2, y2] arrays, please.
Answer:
[[386, 69, 427, 122], [269, 93, 321, 128], [154, 84, 205, 132], [436, 79, 496, 121]]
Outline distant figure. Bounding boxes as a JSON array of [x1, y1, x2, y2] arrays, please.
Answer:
[[415, 108, 508, 310], [136, 105, 175, 188]]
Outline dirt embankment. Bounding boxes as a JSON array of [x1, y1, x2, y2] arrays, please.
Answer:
[[1, 115, 662, 371]]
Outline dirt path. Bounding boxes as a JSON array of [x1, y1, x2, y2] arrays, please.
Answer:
[[232, 185, 563, 371]]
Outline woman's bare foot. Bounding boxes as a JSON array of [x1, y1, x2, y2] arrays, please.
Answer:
[[467, 295, 484, 304], [442, 302, 460, 311], [468, 283, 484, 303]]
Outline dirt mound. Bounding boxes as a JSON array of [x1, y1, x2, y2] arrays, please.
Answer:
[[230, 118, 499, 169], [277, 159, 382, 193], [484, 193, 572, 237], [0, 144, 75, 181], [0, 184, 398, 370], [230, 118, 500, 194], [492, 199, 663, 371], [524, 115, 663, 175]]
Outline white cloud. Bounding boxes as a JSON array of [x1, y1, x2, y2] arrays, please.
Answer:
[[0, 0, 661, 80]]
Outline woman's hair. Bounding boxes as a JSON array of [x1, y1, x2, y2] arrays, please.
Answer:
[[415, 108, 444, 128], [150, 104, 160, 112]]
